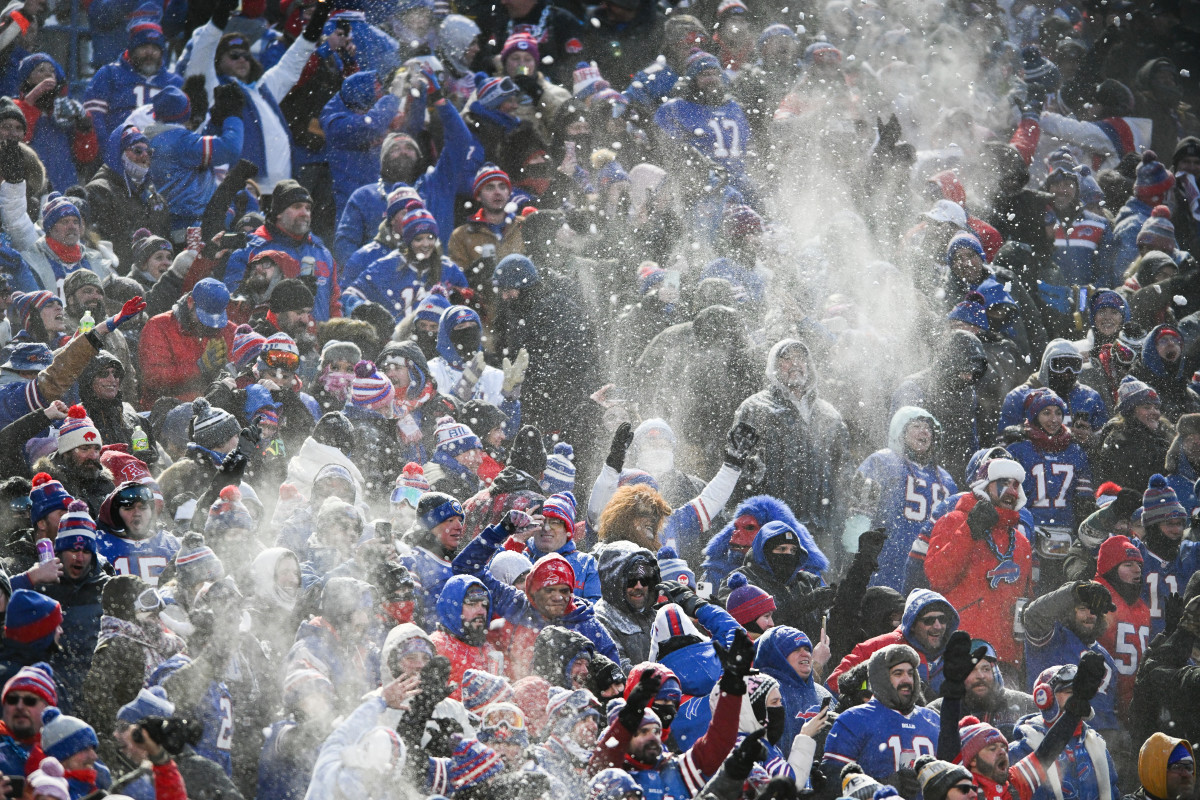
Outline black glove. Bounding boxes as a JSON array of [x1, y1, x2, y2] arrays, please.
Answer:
[[966, 499, 999, 540], [757, 776, 800, 800], [1064, 650, 1106, 717], [1023, 81, 1047, 115], [877, 114, 902, 152], [716, 628, 755, 695], [1164, 592, 1184, 636], [499, 508, 534, 536], [724, 727, 768, 782], [1111, 488, 1142, 521], [302, 0, 331, 42], [210, 83, 245, 126], [210, 0, 237, 28], [796, 584, 836, 613], [0, 140, 23, 184], [617, 668, 662, 731], [399, 655, 455, 746], [939, 630, 981, 700], [138, 716, 203, 756], [887, 769, 921, 799], [606, 421, 633, 472], [657, 580, 706, 617], [724, 421, 759, 469], [857, 528, 888, 563], [511, 74, 543, 104], [1074, 580, 1117, 616], [808, 762, 828, 796]]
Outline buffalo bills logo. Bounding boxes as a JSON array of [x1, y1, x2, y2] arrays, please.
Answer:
[[566, 38, 582, 54], [83, 432, 97, 442], [986, 559, 1021, 589]]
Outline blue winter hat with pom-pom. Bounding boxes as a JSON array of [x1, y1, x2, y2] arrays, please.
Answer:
[[541, 442, 576, 495], [725, 572, 776, 625], [40, 707, 98, 761], [656, 545, 695, 588], [945, 231, 985, 266], [118, 686, 176, 724], [946, 291, 989, 332], [1142, 473, 1186, 526], [541, 492, 577, 537]]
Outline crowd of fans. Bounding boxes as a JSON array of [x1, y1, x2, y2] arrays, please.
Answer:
[[0, 0, 1198, 797]]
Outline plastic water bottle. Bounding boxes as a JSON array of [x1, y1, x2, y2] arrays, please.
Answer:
[[131, 425, 149, 453], [78, 310, 95, 334]]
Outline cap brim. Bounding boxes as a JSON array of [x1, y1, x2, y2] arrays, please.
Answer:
[[194, 307, 228, 328]]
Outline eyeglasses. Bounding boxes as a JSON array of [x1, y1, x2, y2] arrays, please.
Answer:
[[918, 614, 948, 626], [127, 145, 150, 155], [263, 350, 299, 370], [3, 694, 41, 707], [1049, 357, 1083, 374], [1169, 760, 1195, 774]]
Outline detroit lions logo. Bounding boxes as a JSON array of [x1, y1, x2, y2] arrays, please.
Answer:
[[987, 559, 1021, 589]]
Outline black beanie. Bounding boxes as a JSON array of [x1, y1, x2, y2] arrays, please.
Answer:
[[269, 277, 314, 314], [270, 179, 312, 217], [508, 425, 547, 477], [0, 97, 27, 132]]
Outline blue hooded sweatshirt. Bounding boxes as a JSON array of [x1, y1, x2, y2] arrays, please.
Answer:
[[701, 495, 829, 591], [755, 626, 833, 755], [436, 574, 490, 638]]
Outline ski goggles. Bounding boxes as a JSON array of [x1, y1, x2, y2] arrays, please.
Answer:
[[114, 483, 155, 509], [263, 349, 299, 371], [481, 705, 526, 733], [391, 484, 424, 507], [1048, 355, 1083, 374], [135, 587, 164, 614]]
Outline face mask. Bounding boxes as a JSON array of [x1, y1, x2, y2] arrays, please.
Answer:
[[1047, 370, 1076, 396], [383, 599, 415, 625], [765, 706, 786, 745], [122, 153, 150, 184], [635, 447, 674, 475], [274, 584, 299, 611], [652, 702, 677, 731], [416, 328, 439, 359], [765, 548, 800, 579], [449, 326, 481, 355]]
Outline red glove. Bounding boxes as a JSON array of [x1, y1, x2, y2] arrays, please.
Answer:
[[110, 296, 147, 330]]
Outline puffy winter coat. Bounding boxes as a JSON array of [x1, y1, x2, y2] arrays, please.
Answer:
[[926, 491, 1033, 664], [43, 558, 110, 714], [719, 522, 830, 637], [83, 132, 170, 267], [754, 626, 832, 754], [137, 299, 237, 407], [429, 574, 504, 694], [0, 179, 115, 291]]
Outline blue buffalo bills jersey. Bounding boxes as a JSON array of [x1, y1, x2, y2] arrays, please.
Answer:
[[1024, 624, 1119, 732], [822, 698, 940, 781], [97, 529, 180, 586], [653, 97, 753, 191], [1007, 441, 1093, 530], [1136, 538, 1200, 637], [858, 451, 956, 591]]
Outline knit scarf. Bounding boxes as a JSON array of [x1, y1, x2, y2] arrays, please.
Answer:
[[1024, 421, 1073, 452], [45, 236, 82, 265]]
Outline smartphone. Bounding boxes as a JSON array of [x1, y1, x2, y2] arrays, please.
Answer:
[[4, 776, 24, 796], [820, 696, 832, 710]]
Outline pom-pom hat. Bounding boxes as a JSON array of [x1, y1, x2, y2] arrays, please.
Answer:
[[55, 500, 97, 554], [56, 405, 101, 454]]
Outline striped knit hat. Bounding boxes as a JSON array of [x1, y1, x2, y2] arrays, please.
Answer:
[[448, 735, 504, 788], [231, 324, 267, 371], [1142, 474, 1187, 527], [42, 194, 81, 232], [1134, 151, 1175, 200], [434, 415, 482, 456], [386, 185, 422, 223], [54, 500, 97, 554], [40, 708, 98, 761], [10, 290, 60, 329], [401, 208, 438, 246], [725, 572, 776, 625], [956, 715, 1006, 767], [350, 360, 395, 412], [2, 661, 57, 706], [189, 397, 241, 451], [472, 74, 520, 112], [541, 443, 576, 495], [540, 491, 577, 536], [56, 405, 101, 454], [282, 667, 334, 713], [174, 532, 224, 587], [29, 473, 72, 525], [472, 163, 511, 197], [1137, 206, 1177, 251], [4, 590, 63, 648], [573, 62, 608, 100], [461, 669, 515, 712]]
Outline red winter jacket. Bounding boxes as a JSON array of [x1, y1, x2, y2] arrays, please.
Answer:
[[137, 307, 236, 408], [430, 629, 504, 699], [1094, 574, 1149, 717], [926, 492, 1033, 664]]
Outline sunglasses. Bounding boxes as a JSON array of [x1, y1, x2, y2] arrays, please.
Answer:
[[127, 145, 150, 155], [264, 350, 299, 370], [225, 51, 250, 61], [4, 694, 41, 707], [918, 614, 948, 626], [951, 785, 980, 795], [626, 576, 656, 589]]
